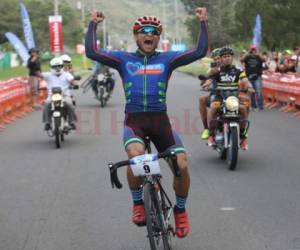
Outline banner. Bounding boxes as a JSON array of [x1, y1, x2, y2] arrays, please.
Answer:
[[5, 32, 29, 64], [19, 0, 35, 49], [252, 14, 262, 48], [48, 16, 64, 53]]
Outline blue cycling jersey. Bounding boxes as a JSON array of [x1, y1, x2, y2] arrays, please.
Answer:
[[85, 21, 208, 113]]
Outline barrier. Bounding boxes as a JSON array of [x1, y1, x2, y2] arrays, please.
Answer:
[[262, 72, 300, 118], [0, 77, 47, 131]]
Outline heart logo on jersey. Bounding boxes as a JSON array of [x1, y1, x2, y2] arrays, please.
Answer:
[[126, 62, 142, 76]]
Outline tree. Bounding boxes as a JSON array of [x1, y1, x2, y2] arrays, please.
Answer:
[[0, 0, 83, 51], [180, 0, 238, 48]]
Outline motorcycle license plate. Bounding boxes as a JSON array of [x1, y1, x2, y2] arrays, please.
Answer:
[[53, 111, 61, 117]]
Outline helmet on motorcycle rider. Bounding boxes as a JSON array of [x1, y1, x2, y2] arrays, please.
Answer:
[[50, 57, 64, 75], [60, 54, 71, 63], [211, 48, 221, 58], [220, 47, 234, 57], [133, 16, 163, 34]]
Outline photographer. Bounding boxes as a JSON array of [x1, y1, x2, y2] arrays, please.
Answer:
[[241, 44, 266, 111]]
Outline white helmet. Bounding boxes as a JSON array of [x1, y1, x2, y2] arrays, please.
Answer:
[[50, 57, 64, 75], [60, 54, 71, 63]]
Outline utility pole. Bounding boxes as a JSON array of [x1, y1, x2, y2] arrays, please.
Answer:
[[161, 0, 167, 40], [174, 0, 179, 44], [54, 0, 59, 15], [103, 19, 107, 49]]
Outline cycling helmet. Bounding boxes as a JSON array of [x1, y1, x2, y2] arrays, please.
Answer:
[[50, 57, 64, 75], [211, 48, 221, 58], [60, 54, 71, 63], [220, 47, 234, 56], [133, 16, 163, 33]]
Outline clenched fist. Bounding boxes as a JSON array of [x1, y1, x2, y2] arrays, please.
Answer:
[[195, 8, 208, 22], [92, 11, 105, 24]]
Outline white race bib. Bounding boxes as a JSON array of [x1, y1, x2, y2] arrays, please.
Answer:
[[130, 154, 161, 177]]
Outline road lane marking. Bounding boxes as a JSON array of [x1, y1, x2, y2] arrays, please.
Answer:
[[220, 207, 236, 211]]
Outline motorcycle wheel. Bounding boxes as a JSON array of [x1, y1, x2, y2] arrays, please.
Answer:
[[54, 117, 61, 149], [227, 127, 238, 170], [219, 148, 227, 160], [100, 88, 105, 108]]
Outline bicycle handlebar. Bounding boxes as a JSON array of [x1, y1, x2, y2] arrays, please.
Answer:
[[108, 150, 180, 189]]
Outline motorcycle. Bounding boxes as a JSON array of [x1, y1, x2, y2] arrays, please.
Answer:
[[47, 87, 71, 148], [209, 87, 250, 170], [95, 71, 114, 107]]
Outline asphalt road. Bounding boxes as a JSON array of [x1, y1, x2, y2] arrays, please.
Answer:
[[0, 72, 299, 250]]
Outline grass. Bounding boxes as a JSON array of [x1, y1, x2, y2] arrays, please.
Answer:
[[177, 57, 211, 76], [0, 54, 92, 81]]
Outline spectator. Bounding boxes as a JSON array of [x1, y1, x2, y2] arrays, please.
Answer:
[[286, 55, 297, 73], [241, 44, 266, 111], [277, 50, 292, 73], [27, 48, 41, 108], [267, 51, 279, 72]]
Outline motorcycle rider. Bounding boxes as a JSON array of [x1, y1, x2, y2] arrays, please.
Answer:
[[199, 48, 221, 140], [61, 54, 74, 74], [85, 8, 208, 238], [207, 47, 253, 150], [40, 57, 77, 130], [90, 61, 115, 99]]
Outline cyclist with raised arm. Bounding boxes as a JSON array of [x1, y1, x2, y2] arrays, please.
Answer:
[[85, 8, 208, 238]]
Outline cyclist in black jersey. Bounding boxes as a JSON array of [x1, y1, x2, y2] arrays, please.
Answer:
[[206, 47, 253, 150]]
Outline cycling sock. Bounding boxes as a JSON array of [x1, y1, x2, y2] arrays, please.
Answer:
[[130, 187, 143, 205], [240, 128, 247, 139], [174, 196, 187, 213]]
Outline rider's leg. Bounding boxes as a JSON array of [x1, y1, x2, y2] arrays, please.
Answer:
[[126, 142, 145, 189], [239, 94, 250, 150], [43, 98, 51, 130], [199, 96, 208, 129], [91, 78, 98, 97], [207, 100, 220, 145], [199, 96, 210, 139], [126, 142, 146, 226], [64, 96, 77, 128]]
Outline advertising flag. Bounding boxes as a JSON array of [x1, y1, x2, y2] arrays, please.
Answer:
[[5, 32, 29, 64], [19, 0, 36, 49], [252, 14, 262, 48], [49, 16, 64, 53]]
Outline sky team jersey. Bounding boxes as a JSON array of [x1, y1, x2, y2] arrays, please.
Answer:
[[213, 65, 247, 90], [85, 21, 208, 113]]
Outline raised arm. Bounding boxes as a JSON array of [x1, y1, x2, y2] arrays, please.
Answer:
[[85, 11, 122, 71], [170, 8, 209, 71]]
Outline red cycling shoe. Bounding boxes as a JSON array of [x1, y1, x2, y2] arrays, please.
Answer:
[[132, 204, 146, 226], [174, 211, 190, 238]]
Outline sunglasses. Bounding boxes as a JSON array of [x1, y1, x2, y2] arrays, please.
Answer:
[[51, 65, 63, 69], [137, 26, 161, 36]]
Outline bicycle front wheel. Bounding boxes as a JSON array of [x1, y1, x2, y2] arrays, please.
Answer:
[[144, 183, 171, 250]]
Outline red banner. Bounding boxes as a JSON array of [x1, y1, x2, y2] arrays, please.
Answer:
[[48, 16, 64, 53]]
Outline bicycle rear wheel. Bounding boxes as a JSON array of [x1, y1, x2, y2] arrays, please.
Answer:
[[144, 183, 172, 250]]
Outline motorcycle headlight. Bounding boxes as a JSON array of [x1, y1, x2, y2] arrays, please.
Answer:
[[51, 93, 62, 102], [225, 96, 239, 111], [97, 74, 105, 82]]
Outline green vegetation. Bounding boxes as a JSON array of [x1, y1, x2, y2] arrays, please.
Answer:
[[177, 58, 211, 77], [181, 0, 300, 50]]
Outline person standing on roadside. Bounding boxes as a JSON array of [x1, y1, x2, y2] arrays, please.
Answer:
[[27, 48, 41, 108], [241, 45, 266, 111]]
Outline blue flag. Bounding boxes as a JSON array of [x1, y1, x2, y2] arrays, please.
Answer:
[[252, 14, 262, 48], [20, 0, 35, 49], [5, 32, 29, 64]]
